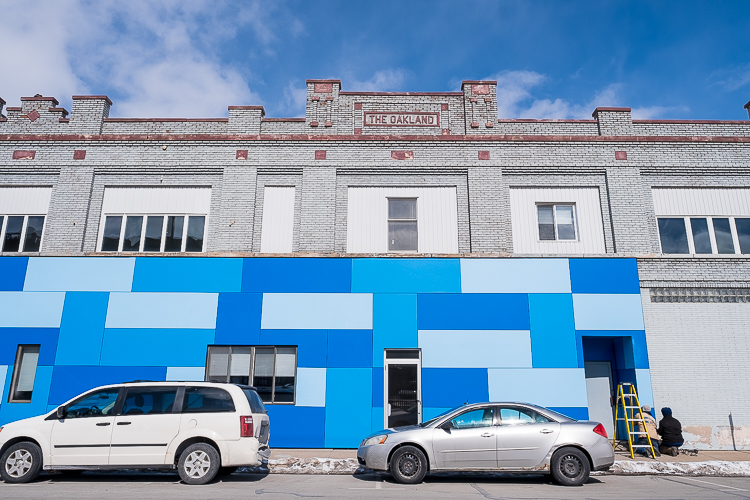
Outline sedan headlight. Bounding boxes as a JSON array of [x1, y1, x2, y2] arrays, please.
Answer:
[[362, 435, 388, 446]]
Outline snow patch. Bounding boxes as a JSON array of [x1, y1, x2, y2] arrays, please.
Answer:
[[606, 460, 750, 477], [239, 457, 361, 475]]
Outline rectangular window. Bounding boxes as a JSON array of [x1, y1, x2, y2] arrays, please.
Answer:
[[659, 216, 747, 255], [388, 198, 418, 251], [537, 204, 577, 241], [0, 215, 46, 253], [205, 346, 297, 404], [736, 218, 750, 254], [713, 218, 735, 254], [657, 218, 690, 254], [122, 387, 178, 415], [8, 345, 40, 403], [99, 213, 205, 253], [690, 218, 712, 254]]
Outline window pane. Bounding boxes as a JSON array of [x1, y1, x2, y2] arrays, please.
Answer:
[[122, 387, 177, 415], [207, 346, 230, 381], [121, 216, 143, 252], [243, 388, 266, 414], [165, 216, 184, 252], [143, 216, 163, 252], [388, 221, 418, 251], [450, 408, 494, 429], [556, 206, 576, 240], [537, 206, 555, 240], [186, 216, 205, 252], [22, 216, 45, 252], [3, 216, 24, 252], [182, 387, 235, 413], [690, 218, 712, 254], [253, 348, 275, 403], [11, 345, 40, 401], [657, 218, 689, 254], [274, 347, 296, 403], [388, 199, 417, 219], [713, 218, 735, 254], [229, 347, 252, 385], [499, 407, 535, 425], [736, 218, 750, 254], [101, 216, 122, 251], [65, 389, 119, 418]]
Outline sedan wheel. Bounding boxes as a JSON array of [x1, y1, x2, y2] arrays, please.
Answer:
[[178, 443, 220, 485], [1, 442, 43, 483], [551, 447, 590, 486], [389, 446, 427, 484]]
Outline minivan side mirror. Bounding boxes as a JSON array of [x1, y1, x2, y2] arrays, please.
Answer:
[[56, 407, 66, 419]]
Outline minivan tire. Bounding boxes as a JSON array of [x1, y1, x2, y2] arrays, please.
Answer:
[[550, 447, 590, 486], [1, 441, 43, 483], [177, 443, 221, 485], [389, 446, 427, 484]]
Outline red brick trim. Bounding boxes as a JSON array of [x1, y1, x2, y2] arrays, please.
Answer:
[[21, 96, 59, 105], [310, 121, 319, 127], [462, 80, 497, 85], [471, 122, 479, 128], [5, 107, 22, 112], [472, 85, 490, 95], [228, 105, 265, 111], [338, 91, 463, 96], [48, 107, 69, 115], [72, 95, 113, 105], [592, 107, 632, 117], [13, 150, 35, 159], [314, 83, 333, 93], [315, 150, 327, 159], [745, 100, 750, 110], [73, 150, 86, 160], [354, 102, 362, 110], [236, 149, 248, 160], [0, 118, 7, 122], [615, 151, 627, 160], [478, 151, 490, 160], [441, 103, 449, 111], [324, 121, 333, 127], [27, 110, 39, 122], [391, 151, 414, 160], [306, 79, 342, 84], [59, 118, 69, 123], [354, 128, 362, 135], [485, 122, 494, 128], [442, 129, 450, 135]]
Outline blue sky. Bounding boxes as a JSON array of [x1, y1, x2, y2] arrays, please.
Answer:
[[2, 1, 749, 120]]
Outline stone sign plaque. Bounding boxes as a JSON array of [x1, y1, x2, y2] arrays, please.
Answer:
[[363, 111, 440, 127]]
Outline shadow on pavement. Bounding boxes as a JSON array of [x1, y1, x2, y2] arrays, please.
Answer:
[[33, 469, 269, 484], [352, 471, 604, 486]]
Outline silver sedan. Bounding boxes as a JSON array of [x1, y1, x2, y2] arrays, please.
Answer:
[[357, 402, 614, 485]]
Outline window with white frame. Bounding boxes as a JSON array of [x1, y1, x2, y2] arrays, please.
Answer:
[[100, 214, 205, 252], [388, 198, 418, 251], [205, 346, 297, 404], [0, 215, 45, 253], [537, 204, 577, 241], [657, 216, 750, 254], [9, 345, 40, 403]]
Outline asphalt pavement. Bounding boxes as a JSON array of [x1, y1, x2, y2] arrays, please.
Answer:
[[2, 471, 750, 499]]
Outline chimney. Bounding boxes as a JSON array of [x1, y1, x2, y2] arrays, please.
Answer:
[[228, 106, 264, 134], [305, 79, 341, 130], [592, 107, 633, 136], [462, 80, 498, 134], [70, 95, 112, 134]]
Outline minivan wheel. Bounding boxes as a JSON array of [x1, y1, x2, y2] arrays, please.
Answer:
[[1, 442, 43, 483], [389, 446, 427, 484], [178, 443, 220, 485], [550, 447, 590, 486]]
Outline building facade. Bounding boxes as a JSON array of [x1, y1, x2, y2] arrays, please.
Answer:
[[0, 81, 749, 449]]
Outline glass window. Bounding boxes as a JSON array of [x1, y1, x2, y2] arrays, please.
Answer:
[[121, 215, 143, 252], [537, 204, 576, 241], [165, 216, 184, 252], [499, 407, 536, 425], [229, 346, 252, 385], [143, 216, 163, 252], [736, 218, 750, 254], [9, 345, 40, 402], [253, 348, 275, 402], [537, 205, 555, 240], [122, 387, 178, 415], [242, 388, 266, 414], [713, 218, 735, 254], [101, 216, 123, 251], [388, 198, 418, 251], [657, 218, 689, 254], [450, 408, 495, 429], [182, 386, 235, 413], [64, 389, 120, 418], [22, 216, 45, 252], [690, 218, 712, 254], [186, 216, 205, 252], [556, 205, 576, 240], [3, 216, 24, 252]]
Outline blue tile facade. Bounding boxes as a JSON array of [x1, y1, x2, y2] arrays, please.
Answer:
[[0, 256, 651, 448]]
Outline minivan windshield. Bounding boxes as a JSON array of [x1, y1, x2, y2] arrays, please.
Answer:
[[243, 388, 266, 413]]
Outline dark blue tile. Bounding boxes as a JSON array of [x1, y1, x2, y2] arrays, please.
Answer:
[[0, 257, 28, 291], [569, 259, 640, 294], [417, 294, 529, 330], [575, 330, 649, 369], [372, 367, 383, 408], [327, 330, 372, 368], [215, 293, 262, 345], [242, 258, 351, 293], [260, 330, 327, 368], [265, 405, 325, 448], [421, 368, 489, 408], [48, 366, 167, 405], [0, 328, 59, 365]]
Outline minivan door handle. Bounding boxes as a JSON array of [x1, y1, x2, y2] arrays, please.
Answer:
[[117, 422, 131, 426], [96, 422, 110, 427], [481, 432, 494, 437], [540, 429, 554, 434]]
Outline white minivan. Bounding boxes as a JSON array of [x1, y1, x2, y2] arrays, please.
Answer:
[[0, 381, 270, 485]]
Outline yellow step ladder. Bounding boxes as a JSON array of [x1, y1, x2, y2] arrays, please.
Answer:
[[613, 382, 656, 459]]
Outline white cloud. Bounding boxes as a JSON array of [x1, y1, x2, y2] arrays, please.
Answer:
[[281, 81, 308, 117], [631, 105, 690, 120], [348, 69, 408, 92], [710, 63, 750, 92]]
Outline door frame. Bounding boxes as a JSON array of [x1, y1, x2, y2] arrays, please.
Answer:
[[383, 349, 422, 428]]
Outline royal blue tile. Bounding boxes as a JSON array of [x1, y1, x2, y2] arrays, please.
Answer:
[[547, 407, 589, 420], [417, 294, 529, 330], [48, 366, 167, 405], [575, 331, 649, 369], [265, 406, 325, 448], [325, 368, 372, 447], [0, 257, 28, 291], [421, 368, 489, 408], [569, 259, 640, 294], [132, 257, 242, 292], [529, 294, 578, 368], [327, 330, 372, 368], [259, 330, 328, 368], [372, 367, 383, 408], [56, 292, 109, 365], [372, 294, 417, 367], [214, 293, 262, 345], [242, 258, 352, 293], [100, 329, 215, 366], [352, 259, 461, 293], [0, 328, 59, 365]]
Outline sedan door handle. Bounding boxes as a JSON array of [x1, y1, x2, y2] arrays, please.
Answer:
[[96, 422, 111, 427], [481, 432, 495, 437], [540, 429, 554, 434], [117, 422, 131, 426]]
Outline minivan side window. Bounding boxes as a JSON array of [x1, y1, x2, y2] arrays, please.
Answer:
[[65, 389, 120, 419], [122, 387, 178, 415], [182, 386, 235, 413]]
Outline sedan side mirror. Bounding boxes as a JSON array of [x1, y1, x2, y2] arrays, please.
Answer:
[[56, 407, 66, 419], [441, 421, 453, 432]]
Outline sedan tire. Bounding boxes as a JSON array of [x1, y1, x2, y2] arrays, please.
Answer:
[[550, 447, 590, 486], [1, 441, 43, 483], [389, 446, 427, 484], [178, 443, 220, 485]]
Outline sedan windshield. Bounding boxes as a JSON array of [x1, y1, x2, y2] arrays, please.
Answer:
[[420, 408, 458, 427]]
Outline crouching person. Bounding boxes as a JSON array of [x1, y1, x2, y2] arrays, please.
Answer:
[[657, 407, 684, 456], [636, 405, 661, 457]]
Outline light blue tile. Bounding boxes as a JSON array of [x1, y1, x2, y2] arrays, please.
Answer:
[[529, 294, 578, 368], [419, 330, 532, 368], [56, 292, 109, 365], [573, 294, 645, 331], [488, 368, 588, 407], [351, 259, 461, 293], [372, 294, 417, 367], [0, 292, 66, 327], [261, 293, 372, 330], [105, 292, 219, 329], [0, 365, 7, 403], [325, 368, 372, 448], [166, 367, 206, 381], [461, 258, 571, 293], [635, 369, 654, 409], [132, 258, 243, 292], [100, 329, 215, 366], [295, 368, 326, 407], [24, 257, 135, 291]]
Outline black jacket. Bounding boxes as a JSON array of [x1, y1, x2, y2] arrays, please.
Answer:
[[657, 415, 684, 445]]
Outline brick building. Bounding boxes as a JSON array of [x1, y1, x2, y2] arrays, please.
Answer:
[[0, 80, 749, 449]]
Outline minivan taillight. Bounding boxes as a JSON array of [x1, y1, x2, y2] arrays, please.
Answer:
[[593, 423, 608, 438], [240, 415, 254, 437]]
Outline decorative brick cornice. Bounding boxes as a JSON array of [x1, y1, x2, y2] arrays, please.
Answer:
[[592, 107, 632, 117], [21, 96, 59, 105], [72, 95, 113, 105]]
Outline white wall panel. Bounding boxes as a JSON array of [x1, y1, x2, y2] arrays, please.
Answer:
[[347, 187, 458, 253], [509, 187, 605, 254], [0, 187, 52, 214], [260, 187, 295, 253], [101, 187, 212, 214], [652, 188, 750, 216]]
